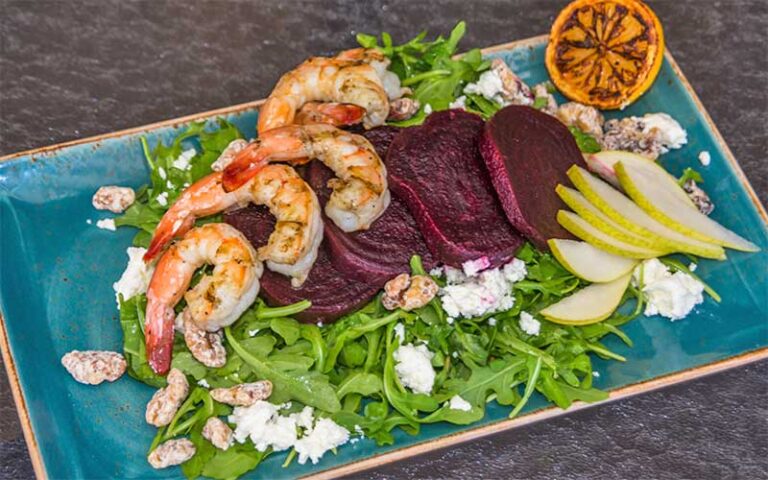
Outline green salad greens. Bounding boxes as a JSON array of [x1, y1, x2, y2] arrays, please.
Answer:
[[105, 22, 718, 480]]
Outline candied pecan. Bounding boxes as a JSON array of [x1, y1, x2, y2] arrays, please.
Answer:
[[491, 58, 534, 105], [147, 438, 196, 469], [210, 381, 273, 406], [601, 117, 663, 159], [61, 350, 126, 385], [683, 179, 715, 215], [211, 139, 249, 172], [556, 102, 605, 139], [91, 186, 136, 213], [183, 311, 227, 368], [202, 417, 234, 450], [145, 368, 189, 427], [532, 83, 558, 116], [382, 273, 438, 311], [388, 97, 421, 121]]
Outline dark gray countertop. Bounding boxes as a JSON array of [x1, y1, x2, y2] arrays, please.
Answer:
[[1, 1, 766, 478]]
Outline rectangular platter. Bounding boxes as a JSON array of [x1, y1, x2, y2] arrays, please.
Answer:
[[1, 35, 767, 479]]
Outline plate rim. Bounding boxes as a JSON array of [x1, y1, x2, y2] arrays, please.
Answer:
[[1, 33, 766, 480]]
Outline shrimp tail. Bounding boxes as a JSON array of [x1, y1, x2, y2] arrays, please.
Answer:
[[144, 214, 194, 262], [145, 298, 176, 375], [221, 142, 269, 192]]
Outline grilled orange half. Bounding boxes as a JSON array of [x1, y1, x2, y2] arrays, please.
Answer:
[[545, 0, 664, 109]]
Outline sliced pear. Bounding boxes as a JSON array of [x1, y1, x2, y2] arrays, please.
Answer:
[[556, 185, 661, 250], [557, 210, 666, 259], [567, 165, 726, 260], [540, 272, 632, 325], [585, 151, 695, 208], [615, 162, 760, 252], [548, 239, 638, 283]]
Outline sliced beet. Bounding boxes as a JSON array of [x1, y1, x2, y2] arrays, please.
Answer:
[[307, 161, 435, 286], [385, 109, 523, 267], [223, 205, 379, 323], [479, 105, 585, 249]]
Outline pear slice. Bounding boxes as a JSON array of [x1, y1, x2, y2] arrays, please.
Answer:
[[556, 185, 661, 250], [567, 166, 726, 260], [557, 210, 665, 259], [540, 272, 632, 325], [585, 151, 695, 208], [549, 239, 638, 283], [615, 162, 760, 252]]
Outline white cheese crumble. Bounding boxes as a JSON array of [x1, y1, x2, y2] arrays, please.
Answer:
[[698, 151, 711, 166], [96, 218, 116, 231], [248, 329, 259, 337], [423, 103, 433, 115], [488, 317, 497, 326], [113, 247, 155, 306], [689, 262, 698, 272], [295, 418, 350, 465], [592, 371, 600, 378], [289, 406, 315, 430], [156, 192, 169, 207], [437, 259, 527, 319], [633, 259, 704, 321], [394, 323, 405, 343], [393, 343, 435, 395], [464, 69, 506, 105], [448, 395, 472, 411], [197, 379, 210, 388], [172, 148, 197, 170], [641, 113, 687, 152], [519, 311, 540, 336], [158, 166, 167, 180], [449, 95, 467, 110], [230, 401, 298, 452], [462, 256, 491, 277], [85, 219, 92, 225]]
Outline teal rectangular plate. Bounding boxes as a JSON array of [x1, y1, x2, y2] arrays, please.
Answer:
[[1, 35, 766, 479]]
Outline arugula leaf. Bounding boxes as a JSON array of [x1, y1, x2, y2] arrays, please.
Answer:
[[201, 442, 269, 480], [568, 126, 602, 153], [118, 294, 166, 387], [678, 167, 704, 186]]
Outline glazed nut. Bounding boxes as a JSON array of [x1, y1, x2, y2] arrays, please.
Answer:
[[491, 58, 534, 105], [683, 179, 715, 215], [91, 186, 135, 213], [183, 311, 227, 368], [61, 350, 126, 385], [145, 368, 190, 427], [382, 273, 438, 311], [388, 97, 421, 121], [202, 417, 234, 450], [210, 381, 273, 406], [211, 139, 249, 172], [556, 102, 605, 139], [147, 438, 196, 469]]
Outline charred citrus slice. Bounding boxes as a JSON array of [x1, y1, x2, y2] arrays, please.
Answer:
[[546, 0, 664, 109]]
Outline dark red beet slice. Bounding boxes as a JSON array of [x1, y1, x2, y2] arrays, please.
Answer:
[[386, 109, 524, 267], [307, 161, 435, 286], [479, 105, 585, 249], [223, 205, 379, 323]]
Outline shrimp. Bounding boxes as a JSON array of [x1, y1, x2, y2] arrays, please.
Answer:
[[222, 123, 391, 232], [144, 165, 323, 287], [145, 223, 262, 374], [294, 102, 366, 127], [257, 47, 405, 133]]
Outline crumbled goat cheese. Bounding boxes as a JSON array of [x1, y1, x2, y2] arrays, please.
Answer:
[[197, 379, 210, 389], [248, 329, 259, 337], [295, 418, 350, 465], [633, 259, 704, 321], [446, 317, 455, 325], [592, 371, 601, 378], [448, 395, 472, 411], [86, 219, 92, 225], [464, 70, 506, 105], [289, 406, 315, 431], [229, 401, 298, 452], [394, 323, 406, 343], [642, 113, 687, 151], [113, 247, 155, 306], [96, 218, 116, 231], [156, 192, 169, 207], [462, 256, 491, 277], [166, 180, 174, 190], [172, 148, 196, 170], [393, 343, 435, 395], [488, 317, 497, 326], [449, 95, 467, 110], [438, 259, 527, 319], [689, 262, 698, 272], [158, 167, 167, 180], [698, 151, 711, 166], [423, 103, 433, 115], [429, 266, 444, 277], [519, 311, 541, 336]]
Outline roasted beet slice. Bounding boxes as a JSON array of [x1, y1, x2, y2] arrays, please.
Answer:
[[307, 161, 435, 286], [386, 109, 523, 267], [223, 205, 379, 323], [480, 105, 585, 249]]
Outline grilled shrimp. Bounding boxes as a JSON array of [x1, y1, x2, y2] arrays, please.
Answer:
[[145, 223, 262, 374], [222, 123, 391, 232], [258, 48, 404, 133], [144, 165, 323, 287]]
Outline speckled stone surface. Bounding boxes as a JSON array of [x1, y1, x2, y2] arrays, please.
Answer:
[[1, 1, 766, 479]]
